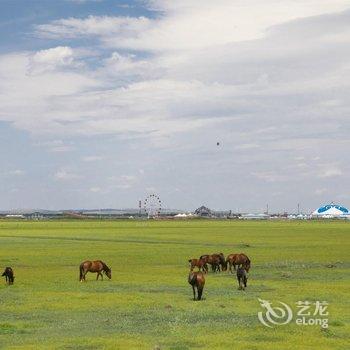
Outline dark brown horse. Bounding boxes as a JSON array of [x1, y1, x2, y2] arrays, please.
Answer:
[[188, 271, 205, 300], [237, 266, 248, 290], [226, 253, 251, 273], [2, 267, 14, 285], [200, 254, 221, 272], [213, 252, 227, 271], [79, 260, 111, 282], [188, 258, 208, 273]]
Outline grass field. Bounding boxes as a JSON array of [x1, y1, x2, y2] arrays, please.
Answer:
[[0, 220, 349, 350]]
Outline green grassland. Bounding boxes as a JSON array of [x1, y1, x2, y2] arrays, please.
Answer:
[[0, 220, 349, 349]]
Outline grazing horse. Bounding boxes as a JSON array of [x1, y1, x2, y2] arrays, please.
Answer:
[[226, 253, 251, 273], [79, 260, 111, 282], [237, 266, 248, 290], [188, 258, 208, 273], [213, 252, 227, 271], [2, 267, 14, 285], [188, 271, 205, 300], [200, 254, 221, 273]]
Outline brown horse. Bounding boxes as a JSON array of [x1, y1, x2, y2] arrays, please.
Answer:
[[188, 271, 205, 300], [79, 260, 111, 282], [188, 258, 208, 273], [200, 254, 221, 273], [2, 267, 14, 285], [226, 253, 251, 273], [213, 252, 227, 271]]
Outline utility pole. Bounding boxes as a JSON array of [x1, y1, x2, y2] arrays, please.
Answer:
[[265, 204, 269, 215]]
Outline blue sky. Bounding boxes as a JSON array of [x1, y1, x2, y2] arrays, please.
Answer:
[[0, 0, 350, 212]]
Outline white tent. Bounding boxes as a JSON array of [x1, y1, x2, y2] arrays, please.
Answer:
[[312, 204, 349, 218]]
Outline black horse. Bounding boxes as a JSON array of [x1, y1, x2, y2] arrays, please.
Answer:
[[2, 267, 14, 285], [237, 266, 247, 290]]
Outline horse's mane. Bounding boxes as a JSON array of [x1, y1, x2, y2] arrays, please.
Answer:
[[99, 260, 110, 272]]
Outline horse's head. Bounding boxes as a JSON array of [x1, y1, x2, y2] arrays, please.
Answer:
[[105, 267, 112, 279], [244, 261, 251, 272]]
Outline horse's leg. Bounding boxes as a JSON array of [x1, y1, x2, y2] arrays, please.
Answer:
[[197, 286, 203, 300], [192, 285, 196, 301], [96, 273, 99, 281]]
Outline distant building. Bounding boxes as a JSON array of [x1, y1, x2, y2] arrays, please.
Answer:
[[240, 213, 269, 220], [194, 206, 212, 217], [5, 214, 24, 219]]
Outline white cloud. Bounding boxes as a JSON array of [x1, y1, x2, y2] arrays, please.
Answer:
[[35, 1, 350, 51], [109, 175, 138, 189], [251, 171, 288, 183], [54, 169, 82, 181], [318, 167, 343, 178], [34, 139, 74, 152], [1, 4, 349, 140], [35, 15, 151, 41], [29, 46, 75, 73], [10, 170, 25, 176], [89, 187, 101, 192], [315, 188, 327, 195], [82, 155, 104, 162]]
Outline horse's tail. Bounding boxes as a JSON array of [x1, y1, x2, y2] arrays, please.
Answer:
[[188, 272, 196, 285], [79, 263, 84, 281]]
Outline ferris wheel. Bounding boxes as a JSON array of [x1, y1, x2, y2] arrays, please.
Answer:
[[144, 194, 162, 217]]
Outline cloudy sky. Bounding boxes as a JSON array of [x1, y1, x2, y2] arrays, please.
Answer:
[[0, 0, 349, 212]]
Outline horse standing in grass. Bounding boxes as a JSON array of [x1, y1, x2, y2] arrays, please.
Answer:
[[213, 252, 227, 271], [188, 258, 208, 273], [79, 260, 111, 282], [188, 271, 205, 300], [2, 267, 14, 285], [226, 253, 251, 273], [236, 266, 248, 290], [200, 254, 221, 273]]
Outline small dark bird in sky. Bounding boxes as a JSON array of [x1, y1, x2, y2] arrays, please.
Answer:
[[217, 142, 220, 146]]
